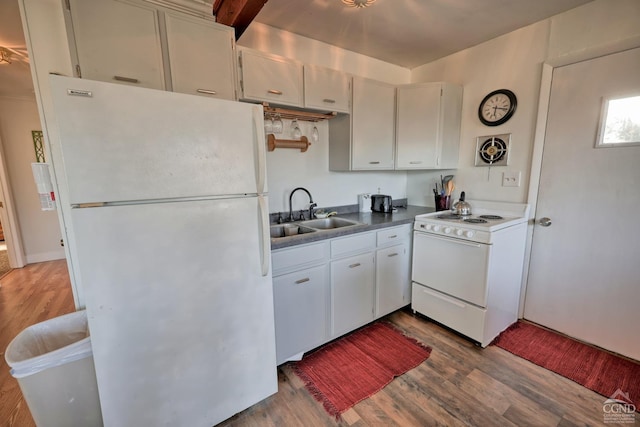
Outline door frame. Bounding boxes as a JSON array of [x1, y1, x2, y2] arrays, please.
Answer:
[[518, 35, 640, 317], [0, 133, 26, 268]]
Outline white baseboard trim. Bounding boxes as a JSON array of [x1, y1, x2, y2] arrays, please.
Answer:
[[26, 250, 66, 264]]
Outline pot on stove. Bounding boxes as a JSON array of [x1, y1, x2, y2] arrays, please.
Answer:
[[451, 191, 472, 216]]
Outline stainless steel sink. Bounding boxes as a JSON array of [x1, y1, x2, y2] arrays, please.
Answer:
[[270, 224, 316, 238], [300, 217, 362, 230]]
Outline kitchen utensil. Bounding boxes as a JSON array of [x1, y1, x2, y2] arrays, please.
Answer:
[[371, 194, 393, 213], [451, 191, 472, 215], [446, 180, 454, 196], [311, 125, 319, 143]]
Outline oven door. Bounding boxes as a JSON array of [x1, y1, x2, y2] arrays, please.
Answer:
[[412, 231, 490, 307]]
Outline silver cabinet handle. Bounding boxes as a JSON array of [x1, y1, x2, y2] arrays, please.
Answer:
[[113, 76, 140, 84], [322, 98, 336, 103], [348, 263, 361, 269], [196, 89, 217, 95], [267, 89, 283, 95], [369, 161, 380, 164], [539, 217, 552, 227], [388, 235, 397, 239], [409, 161, 423, 164], [295, 278, 310, 284], [387, 253, 399, 257]]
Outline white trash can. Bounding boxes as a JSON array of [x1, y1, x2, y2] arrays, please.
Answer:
[[5, 310, 103, 427]]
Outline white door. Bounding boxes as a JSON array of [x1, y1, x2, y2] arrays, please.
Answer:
[[72, 196, 276, 426], [524, 48, 640, 361], [49, 75, 266, 203]]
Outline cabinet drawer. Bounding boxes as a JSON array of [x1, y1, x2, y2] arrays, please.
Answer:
[[272, 241, 329, 275], [376, 224, 411, 247], [411, 283, 486, 343], [330, 232, 375, 259]]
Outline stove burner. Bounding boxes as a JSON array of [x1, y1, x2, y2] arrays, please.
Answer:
[[479, 215, 503, 220], [464, 218, 488, 224], [437, 214, 462, 220]]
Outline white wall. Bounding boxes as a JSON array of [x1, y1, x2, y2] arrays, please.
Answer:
[[239, 22, 410, 213], [239, 22, 411, 85], [0, 96, 65, 262], [407, 21, 549, 207], [406, 0, 640, 208], [266, 119, 406, 213]]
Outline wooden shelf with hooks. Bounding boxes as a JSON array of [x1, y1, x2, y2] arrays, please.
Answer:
[[267, 134, 310, 152], [262, 103, 337, 122]]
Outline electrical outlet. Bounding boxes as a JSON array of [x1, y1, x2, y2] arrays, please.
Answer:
[[502, 171, 521, 187]]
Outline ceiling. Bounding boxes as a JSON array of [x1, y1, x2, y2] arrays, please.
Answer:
[[0, 0, 594, 99], [251, 0, 594, 68]]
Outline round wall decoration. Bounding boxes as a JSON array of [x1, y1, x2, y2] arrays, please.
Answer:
[[478, 89, 517, 126]]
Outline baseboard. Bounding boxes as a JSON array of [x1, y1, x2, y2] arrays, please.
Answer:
[[26, 250, 66, 264]]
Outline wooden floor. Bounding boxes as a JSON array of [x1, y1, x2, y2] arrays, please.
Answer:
[[0, 260, 75, 427], [0, 261, 618, 427]]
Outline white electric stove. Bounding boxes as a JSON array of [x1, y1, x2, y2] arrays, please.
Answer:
[[411, 200, 530, 347]]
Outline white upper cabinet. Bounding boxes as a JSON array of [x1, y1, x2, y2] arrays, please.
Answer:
[[69, 0, 165, 90], [238, 49, 304, 107], [164, 11, 236, 101], [304, 65, 351, 113], [67, 0, 236, 98], [395, 82, 463, 169], [329, 77, 396, 171]]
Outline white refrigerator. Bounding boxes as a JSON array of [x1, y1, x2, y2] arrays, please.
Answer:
[[48, 75, 277, 426]]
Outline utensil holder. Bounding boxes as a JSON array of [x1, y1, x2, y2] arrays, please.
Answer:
[[435, 195, 451, 211]]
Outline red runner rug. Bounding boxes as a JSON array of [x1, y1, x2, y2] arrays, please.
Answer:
[[291, 322, 431, 418], [493, 321, 640, 406]]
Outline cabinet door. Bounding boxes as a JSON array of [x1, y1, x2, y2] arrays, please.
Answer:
[[396, 83, 441, 169], [351, 78, 395, 170], [164, 12, 236, 100], [376, 242, 411, 318], [273, 265, 329, 364], [304, 65, 350, 113], [331, 252, 375, 337], [69, 0, 165, 89], [239, 50, 303, 107]]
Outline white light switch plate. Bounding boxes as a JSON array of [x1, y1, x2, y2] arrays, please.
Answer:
[[502, 171, 521, 187]]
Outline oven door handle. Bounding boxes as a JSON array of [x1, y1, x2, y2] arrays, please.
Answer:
[[415, 233, 484, 248]]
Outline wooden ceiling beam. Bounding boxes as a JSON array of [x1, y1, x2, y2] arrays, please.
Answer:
[[213, 0, 269, 39]]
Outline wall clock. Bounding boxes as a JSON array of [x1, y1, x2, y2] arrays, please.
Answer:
[[478, 89, 517, 126]]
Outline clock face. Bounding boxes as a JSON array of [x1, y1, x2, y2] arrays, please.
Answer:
[[478, 89, 517, 126]]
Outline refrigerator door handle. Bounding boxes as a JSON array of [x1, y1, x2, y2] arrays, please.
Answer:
[[253, 106, 267, 194], [258, 195, 270, 277]]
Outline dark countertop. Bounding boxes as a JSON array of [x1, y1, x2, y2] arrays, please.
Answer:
[[271, 205, 434, 250]]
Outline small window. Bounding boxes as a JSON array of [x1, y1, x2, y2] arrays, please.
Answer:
[[596, 95, 640, 147]]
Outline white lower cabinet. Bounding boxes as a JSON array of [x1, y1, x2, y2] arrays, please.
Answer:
[[375, 224, 412, 318], [271, 223, 413, 364], [331, 251, 375, 337], [375, 242, 410, 317], [273, 264, 329, 364]]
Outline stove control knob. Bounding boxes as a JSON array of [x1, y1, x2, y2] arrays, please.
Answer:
[[456, 229, 464, 236], [433, 225, 441, 232], [464, 230, 475, 238], [443, 227, 452, 234]]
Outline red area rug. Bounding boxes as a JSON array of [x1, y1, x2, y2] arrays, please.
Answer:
[[493, 321, 640, 406], [291, 322, 431, 418]]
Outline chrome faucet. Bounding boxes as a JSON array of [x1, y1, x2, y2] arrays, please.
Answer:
[[288, 187, 317, 222]]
